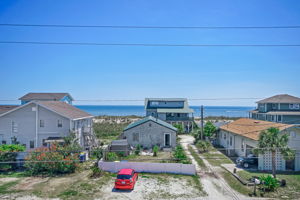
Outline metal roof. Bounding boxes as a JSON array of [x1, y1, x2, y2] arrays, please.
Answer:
[[257, 94, 300, 104], [124, 116, 177, 131]]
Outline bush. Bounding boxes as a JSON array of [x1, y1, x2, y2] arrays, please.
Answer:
[[173, 145, 191, 164], [153, 145, 159, 157], [90, 162, 103, 178], [25, 144, 78, 176], [196, 141, 212, 152], [106, 152, 118, 161], [90, 147, 103, 161], [0, 144, 25, 171], [259, 175, 280, 191], [135, 144, 141, 155], [173, 124, 184, 134]]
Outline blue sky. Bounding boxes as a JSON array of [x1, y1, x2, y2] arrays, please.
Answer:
[[0, 0, 299, 106]]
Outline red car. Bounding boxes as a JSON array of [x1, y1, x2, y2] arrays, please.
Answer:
[[114, 168, 138, 190]]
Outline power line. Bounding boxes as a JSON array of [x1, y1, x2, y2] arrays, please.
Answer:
[[1, 23, 300, 29], [0, 97, 262, 102], [0, 41, 300, 47]]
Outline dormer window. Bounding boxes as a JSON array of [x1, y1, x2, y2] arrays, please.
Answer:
[[151, 101, 159, 106]]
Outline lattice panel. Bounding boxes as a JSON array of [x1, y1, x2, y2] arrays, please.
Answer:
[[262, 151, 284, 171]]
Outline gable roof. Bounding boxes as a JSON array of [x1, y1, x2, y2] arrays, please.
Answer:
[[36, 101, 92, 120], [257, 94, 300, 104], [19, 93, 74, 101], [0, 105, 19, 115], [220, 118, 294, 141], [124, 116, 177, 131], [0, 101, 92, 120]]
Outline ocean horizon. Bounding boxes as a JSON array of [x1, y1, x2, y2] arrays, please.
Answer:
[[75, 105, 255, 118]]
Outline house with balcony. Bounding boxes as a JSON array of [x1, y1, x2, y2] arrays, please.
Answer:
[[145, 98, 194, 132], [19, 93, 74, 105], [250, 94, 300, 124]]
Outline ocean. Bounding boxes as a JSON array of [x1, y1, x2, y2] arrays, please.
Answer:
[[75, 105, 255, 118]]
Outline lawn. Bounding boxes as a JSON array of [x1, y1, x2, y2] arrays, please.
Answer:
[[237, 170, 300, 199], [93, 122, 129, 145], [201, 149, 233, 167]]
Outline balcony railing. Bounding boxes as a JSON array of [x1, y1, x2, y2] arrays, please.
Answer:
[[166, 117, 194, 121]]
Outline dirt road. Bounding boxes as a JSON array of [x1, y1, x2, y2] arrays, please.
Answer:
[[179, 135, 251, 200]]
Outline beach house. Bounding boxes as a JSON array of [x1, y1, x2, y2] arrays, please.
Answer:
[[19, 93, 74, 105], [145, 98, 194, 132], [122, 116, 177, 149], [250, 94, 300, 124], [218, 118, 300, 171], [0, 93, 97, 150]]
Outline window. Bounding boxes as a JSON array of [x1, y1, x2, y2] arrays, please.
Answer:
[[149, 123, 152, 127], [12, 121, 18, 133], [224, 133, 226, 140], [272, 103, 276, 109], [289, 104, 300, 109], [58, 120, 62, 127], [271, 115, 275, 121], [30, 140, 34, 148], [230, 136, 232, 146], [2, 140, 6, 144], [277, 115, 282, 122], [151, 101, 159, 106], [133, 133, 139, 142], [40, 120, 45, 127], [177, 113, 180, 117]]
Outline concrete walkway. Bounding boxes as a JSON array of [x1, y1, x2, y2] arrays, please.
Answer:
[[179, 135, 256, 200]]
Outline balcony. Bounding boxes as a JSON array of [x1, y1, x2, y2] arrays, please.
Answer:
[[166, 116, 194, 121]]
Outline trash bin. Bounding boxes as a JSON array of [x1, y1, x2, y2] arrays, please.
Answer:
[[79, 152, 86, 162]]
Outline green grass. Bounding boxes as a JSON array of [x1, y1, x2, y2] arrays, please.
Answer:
[[221, 171, 252, 196], [237, 170, 300, 199], [0, 171, 27, 178], [0, 180, 20, 194], [201, 149, 233, 167], [188, 145, 207, 170], [93, 122, 129, 144]]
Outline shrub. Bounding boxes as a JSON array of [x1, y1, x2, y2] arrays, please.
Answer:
[[90, 147, 103, 161], [0, 144, 25, 171], [173, 145, 191, 164], [25, 144, 78, 176], [106, 152, 118, 161], [153, 145, 159, 157], [135, 144, 141, 155], [196, 141, 212, 152], [259, 175, 280, 191], [173, 124, 184, 134], [90, 162, 103, 178]]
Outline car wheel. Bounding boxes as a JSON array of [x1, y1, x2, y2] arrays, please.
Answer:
[[243, 163, 249, 168]]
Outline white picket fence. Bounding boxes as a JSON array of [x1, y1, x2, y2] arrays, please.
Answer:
[[98, 161, 196, 175]]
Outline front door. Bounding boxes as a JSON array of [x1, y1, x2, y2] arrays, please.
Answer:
[[165, 134, 170, 147]]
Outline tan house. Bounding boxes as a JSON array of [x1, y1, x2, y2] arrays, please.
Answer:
[[218, 118, 300, 171]]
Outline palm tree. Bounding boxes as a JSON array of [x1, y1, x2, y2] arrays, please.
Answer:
[[254, 127, 295, 178]]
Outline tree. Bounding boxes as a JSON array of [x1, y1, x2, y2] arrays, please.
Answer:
[[204, 121, 217, 140], [254, 127, 295, 178], [174, 124, 184, 134]]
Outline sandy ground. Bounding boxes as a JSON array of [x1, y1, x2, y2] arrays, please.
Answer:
[[179, 135, 255, 200]]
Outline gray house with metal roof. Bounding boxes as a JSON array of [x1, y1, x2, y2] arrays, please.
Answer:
[[250, 94, 300, 124], [0, 101, 97, 150], [122, 116, 177, 149], [145, 98, 194, 132]]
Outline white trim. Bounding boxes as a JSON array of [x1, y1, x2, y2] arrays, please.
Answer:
[[164, 133, 171, 147], [35, 104, 38, 148]]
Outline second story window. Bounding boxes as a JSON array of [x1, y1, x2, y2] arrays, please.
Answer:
[[58, 120, 63, 128], [289, 104, 300, 110], [272, 103, 276, 109], [40, 120, 45, 127], [133, 133, 139, 142], [12, 121, 18, 133], [277, 115, 282, 122], [151, 101, 159, 106]]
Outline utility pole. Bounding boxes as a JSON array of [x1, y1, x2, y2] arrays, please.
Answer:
[[201, 105, 204, 140]]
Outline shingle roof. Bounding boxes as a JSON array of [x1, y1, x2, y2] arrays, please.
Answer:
[[0, 105, 19, 115], [19, 93, 73, 101], [257, 94, 300, 104], [37, 101, 92, 120], [124, 116, 177, 131], [220, 118, 294, 141]]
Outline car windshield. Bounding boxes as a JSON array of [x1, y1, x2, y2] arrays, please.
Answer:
[[117, 174, 132, 179]]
